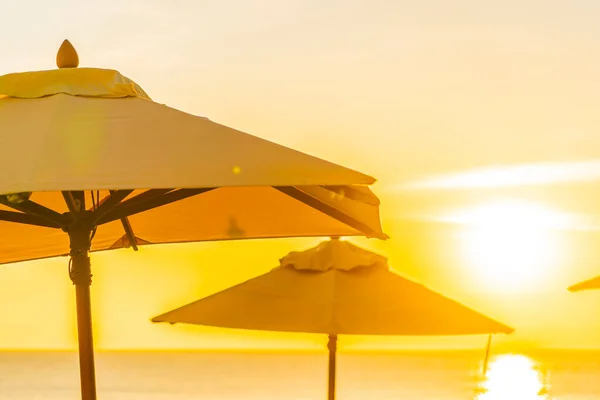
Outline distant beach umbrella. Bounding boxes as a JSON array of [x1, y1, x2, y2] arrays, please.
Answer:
[[153, 238, 513, 400], [568, 276, 600, 292], [0, 40, 387, 400]]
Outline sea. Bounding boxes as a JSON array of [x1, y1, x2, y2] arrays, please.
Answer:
[[0, 350, 598, 400]]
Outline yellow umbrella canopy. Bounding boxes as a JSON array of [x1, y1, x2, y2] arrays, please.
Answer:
[[0, 41, 386, 400], [152, 239, 512, 335], [568, 276, 600, 292], [152, 239, 512, 400]]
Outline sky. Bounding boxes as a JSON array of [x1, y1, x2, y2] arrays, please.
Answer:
[[2, 0, 600, 350]]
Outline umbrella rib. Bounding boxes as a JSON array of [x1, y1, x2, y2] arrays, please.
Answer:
[[0, 197, 66, 228], [96, 188, 215, 225], [0, 209, 62, 228], [118, 217, 139, 250], [274, 186, 382, 238], [90, 190, 134, 224], [108, 189, 175, 209], [62, 191, 84, 218], [108, 190, 138, 251]]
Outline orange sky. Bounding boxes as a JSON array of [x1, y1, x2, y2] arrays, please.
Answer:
[[1, 0, 600, 350]]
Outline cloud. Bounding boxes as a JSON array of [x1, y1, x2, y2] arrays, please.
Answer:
[[395, 160, 600, 191], [392, 199, 600, 232]]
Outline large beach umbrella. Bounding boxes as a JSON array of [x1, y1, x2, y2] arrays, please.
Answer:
[[152, 238, 513, 400], [568, 276, 600, 292], [0, 41, 387, 400]]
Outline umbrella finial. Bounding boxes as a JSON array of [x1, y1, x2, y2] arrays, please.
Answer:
[[56, 39, 79, 69]]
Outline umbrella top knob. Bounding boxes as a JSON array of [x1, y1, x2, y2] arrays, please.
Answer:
[[56, 39, 79, 69]]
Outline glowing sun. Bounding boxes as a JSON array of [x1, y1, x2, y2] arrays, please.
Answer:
[[451, 200, 567, 291]]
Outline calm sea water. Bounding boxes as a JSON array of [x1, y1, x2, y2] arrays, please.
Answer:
[[0, 350, 598, 400]]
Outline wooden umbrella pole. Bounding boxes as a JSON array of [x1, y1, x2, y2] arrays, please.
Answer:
[[327, 334, 338, 400], [68, 221, 97, 400]]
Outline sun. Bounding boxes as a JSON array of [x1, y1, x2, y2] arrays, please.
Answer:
[[451, 199, 566, 291]]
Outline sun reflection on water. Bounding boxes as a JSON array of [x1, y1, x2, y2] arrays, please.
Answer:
[[476, 354, 548, 400]]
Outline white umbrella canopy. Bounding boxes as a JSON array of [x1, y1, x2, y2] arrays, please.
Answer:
[[0, 40, 386, 400], [152, 239, 512, 400], [568, 276, 600, 292]]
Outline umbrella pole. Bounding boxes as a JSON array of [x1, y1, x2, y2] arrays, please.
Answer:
[[69, 224, 97, 400], [327, 334, 337, 400], [482, 334, 492, 376]]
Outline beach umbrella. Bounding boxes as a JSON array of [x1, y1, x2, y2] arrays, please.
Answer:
[[568, 276, 600, 292], [0, 41, 387, 400], [152, 238, 513, 400]]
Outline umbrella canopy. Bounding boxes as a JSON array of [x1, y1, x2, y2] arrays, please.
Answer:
[[152, 239, 512, 400], [0, 45, 386, 266], [152, 239, 513, 335], [0, 41, 386, 400], [568, 276, 600, 292]]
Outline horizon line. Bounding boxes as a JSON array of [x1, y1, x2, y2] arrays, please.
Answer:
[[2, 347, 600, 353]]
